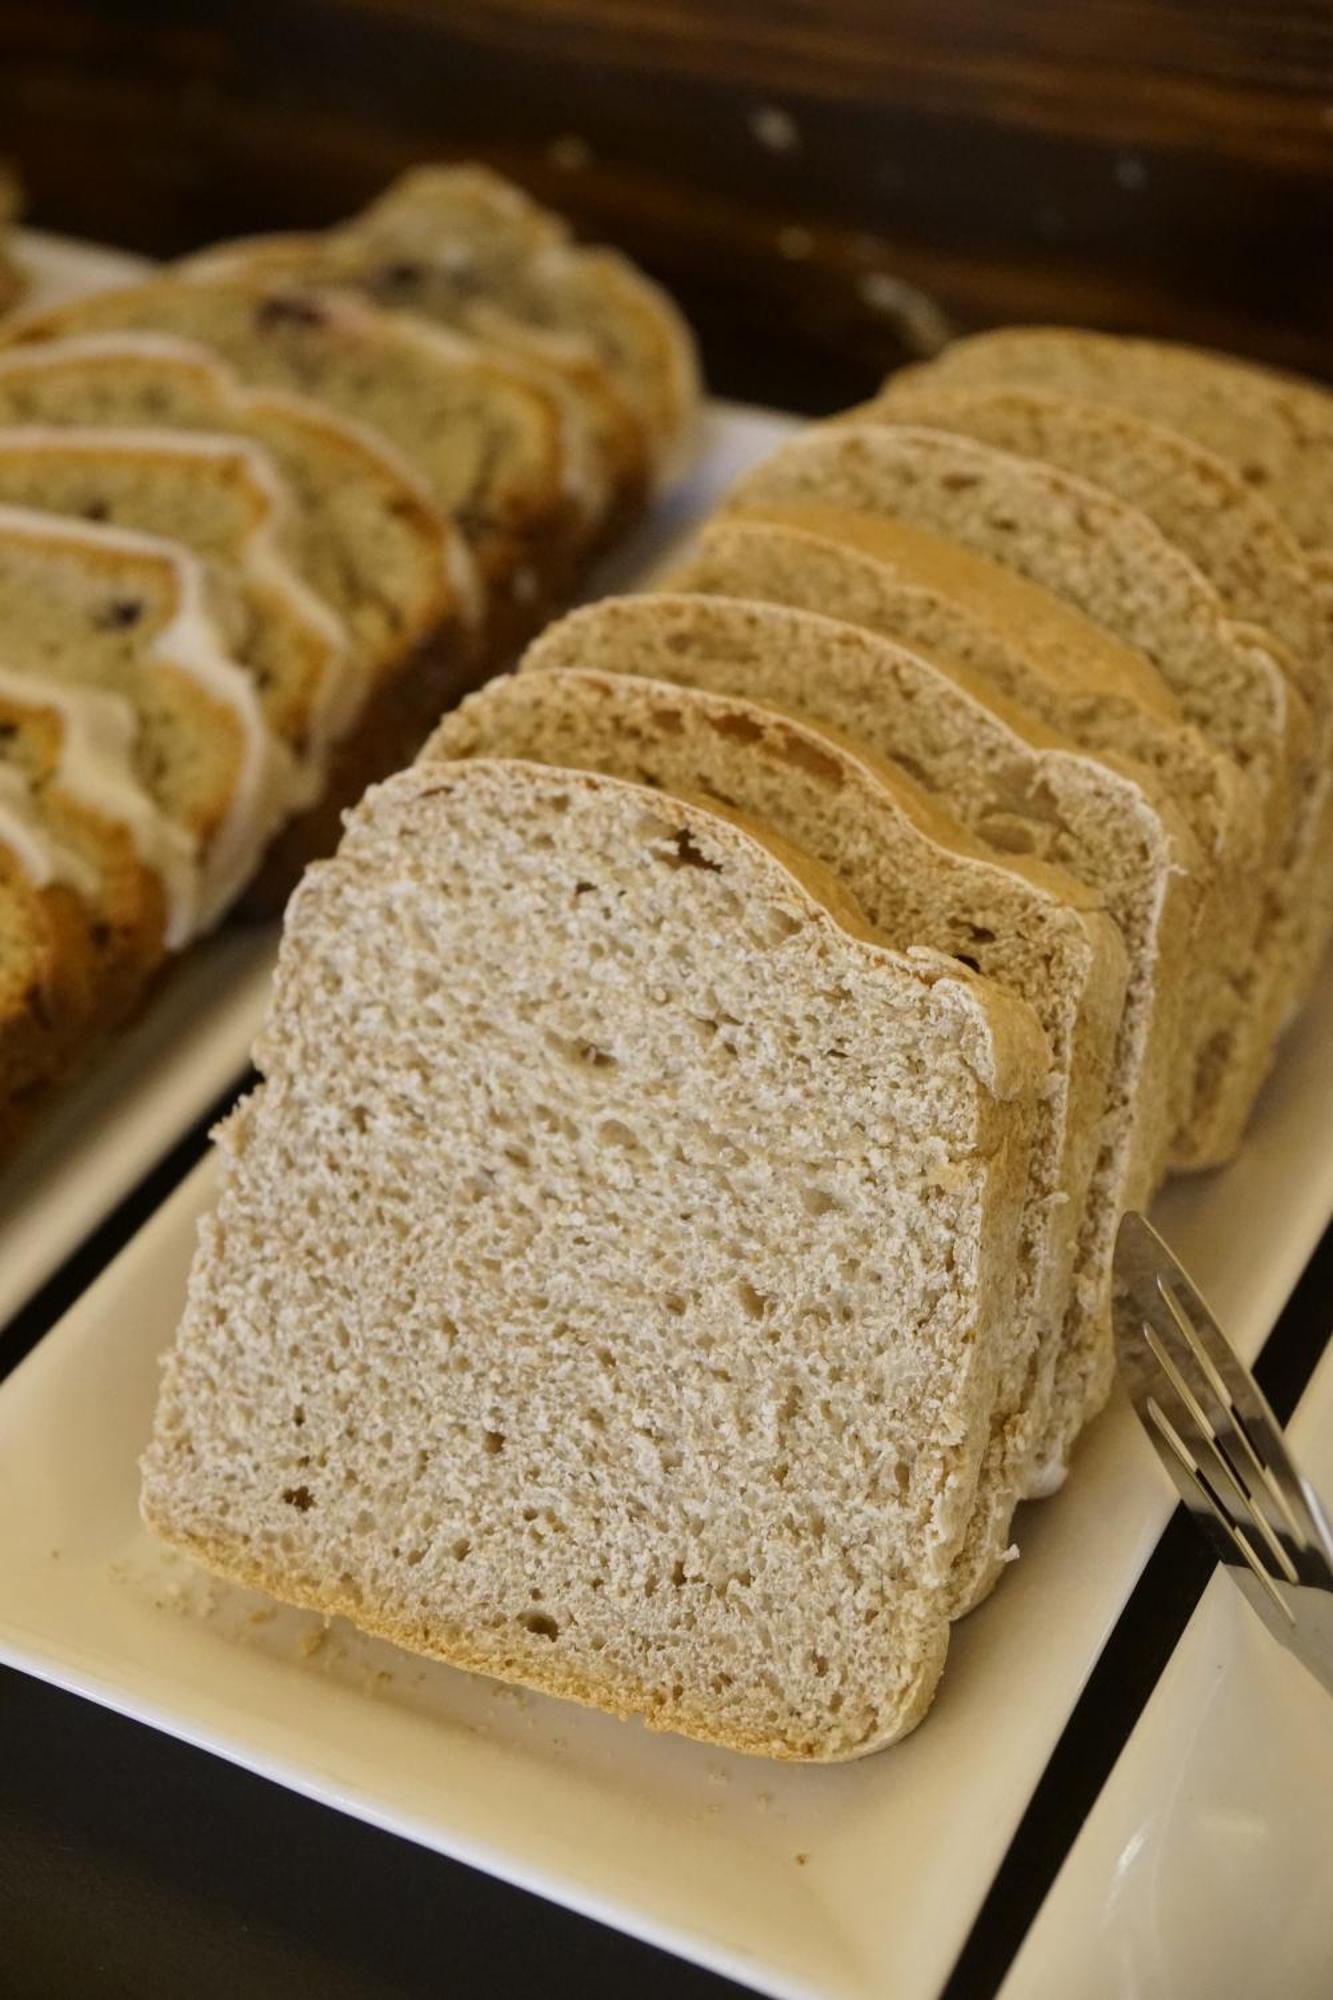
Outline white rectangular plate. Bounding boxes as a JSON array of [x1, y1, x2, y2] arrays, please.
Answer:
[[1002, 1333, 1333, 2000], [2, 947, 1330, 1998], [0, 230, 795, 1330]]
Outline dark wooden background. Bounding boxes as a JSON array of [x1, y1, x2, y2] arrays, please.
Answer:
[[1, 0, 1330, 412]]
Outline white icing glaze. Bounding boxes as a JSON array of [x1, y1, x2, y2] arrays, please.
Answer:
[[0, 427, 358, 789], [0, 506, 292, 938], [0, 664, 197, 941], [0, 763, 100, 898]]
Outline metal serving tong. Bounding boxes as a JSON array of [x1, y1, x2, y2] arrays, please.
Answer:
[[1114, 1212, 1333, 1696]]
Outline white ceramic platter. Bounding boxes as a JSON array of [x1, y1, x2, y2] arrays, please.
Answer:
[[0, 230, 795, 1331], [2, 946, 1330, 2000]]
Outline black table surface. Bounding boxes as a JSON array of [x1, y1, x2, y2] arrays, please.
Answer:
[[3, 1073, 1330, 2000]]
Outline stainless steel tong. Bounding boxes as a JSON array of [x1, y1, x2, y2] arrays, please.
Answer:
[[1114, 1212, 1333, 1696]]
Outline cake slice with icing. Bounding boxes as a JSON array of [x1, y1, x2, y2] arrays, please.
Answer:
[[0, 507, 290, 946], [4, 277, 596, 631], [0, 333, 479, 901]]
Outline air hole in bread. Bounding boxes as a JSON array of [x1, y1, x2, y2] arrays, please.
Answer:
[[706, 710, 763, 747], [777, 730, 845, 786], [281, 1484, 315, 1511], [802, 1186, 840, 1218], [451, 1537, 471, 1561], [659, 825, 722, 874], [598, 1118, 638, 1149], [976, 812, 1040, 856], [544, 1028, 618, 1071], [522, 1612, 560, 1640], [737, 1279, 769, 1321], [481, 1428, 506, 1455], [754, 907, 802, 948]]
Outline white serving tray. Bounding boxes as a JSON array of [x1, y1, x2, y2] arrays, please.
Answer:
[[2, 943, 1330, 2000], [0, 229, 795, 1331], [1001, 1337, 1333, 2000]]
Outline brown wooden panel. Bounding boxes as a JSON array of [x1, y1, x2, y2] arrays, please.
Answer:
[[2, 0, 1330, 410]]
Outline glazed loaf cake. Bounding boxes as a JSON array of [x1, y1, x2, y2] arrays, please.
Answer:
[[178, 162, 701, 504], [0, 165, 700, 1142]]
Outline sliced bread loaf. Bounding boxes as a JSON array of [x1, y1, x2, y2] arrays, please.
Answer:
[[665, 515, 1245, 1171], [3, 276, 586, 619], [0, 507, 290, 942], [520, 593, 1198, 1477], [902, 326, 1333, 556], [719, 431, 1283, 1166], [424, 666, 1126, 1612], [142, 756, 1047, 1758], [859, 380, 1333, 1091]]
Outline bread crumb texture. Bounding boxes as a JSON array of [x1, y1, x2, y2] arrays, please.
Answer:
[[143, 759, 1042, 1759]]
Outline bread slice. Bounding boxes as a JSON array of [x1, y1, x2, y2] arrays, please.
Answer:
[[0, 332, 482, 903], [0, 427, 351, 803], [902, 325, 1333, 556], [424, 667, 1126, 1611], [665, 516, 1242, 1171], [859, 380, 1333, 1112], [0, 507, 291, 942], [142, 756, 1048, 1759], [719, 431, 1282, 1167], [520, 593, 1197, 1477], [3, 275, 587, 621]]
